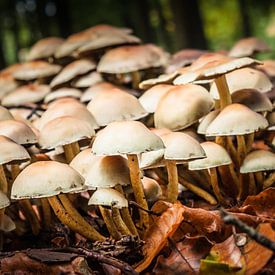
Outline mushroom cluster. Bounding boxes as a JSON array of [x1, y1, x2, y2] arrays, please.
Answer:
[[0, 25, 274, 253]]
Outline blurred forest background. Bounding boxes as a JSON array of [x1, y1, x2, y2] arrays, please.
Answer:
[[0, 0, 274, 69]]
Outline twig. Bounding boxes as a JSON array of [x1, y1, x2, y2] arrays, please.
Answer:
[[220, 209, 275, 252], [129, 201, 161, 216]]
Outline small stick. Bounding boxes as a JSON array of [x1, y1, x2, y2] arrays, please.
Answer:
[[129, 201, 160, 216]]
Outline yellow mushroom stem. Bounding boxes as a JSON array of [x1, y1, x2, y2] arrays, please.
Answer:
[[245, 133, 255, 153], [237, 135, 246, 166], [127, 154, 149, 233], [183, 169, 211, 190], [131, 71, 141, 89], [166, 160, 179, 203], [209, 167, 227, 206], [99, 206, 121, 240], [63, 141, 80, 163], [214, 99, 220, 110], [48, 196, 105, 241], [218, 165, 238, 197], [0, 165, 8, 194], [178, 176, 217, 205], [248, 173, 257, 195], [263, 172, 275, 189], [238, 173, 250, 200], [215, 136, 226, 148], [228, 163, 240, 193], [0, 208, 4, 250], [214, 74, 232, 109], [58, 194, 105, 240], [115, 185, 139, 236], [41, 198, 51, 229], [254, 171, 264, 191], [112, 206, 131, 236], [11, 164, 21, 182], [226, 136, 239, 167]]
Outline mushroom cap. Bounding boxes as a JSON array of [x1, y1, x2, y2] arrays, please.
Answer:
[[139, 84, 173, 113], [50, 59, 96, 88], [2, 84, 50, 107], [44, 88, 82, 103], [229, 37, 270, 57], [154, 84, 214, 130], [97, 44, 169, 74], [85, 155, 130, 189], [87, 90, 148, 126], [232, 89, 273, 112], [0, 120, 37, 145], [257, 60, 275, 78], [0, 190, 10, 209], [70, 148, 99, 178], [0, 135, 30, 165], [28, 37, 64, 61], [12, 61, 61, 81], [188, 141, 232, 170], [73, 71, 103, 88], [206, 103, 268, 136], [197, 110, 220, 135], [267, 112, 275, 130], [11, 161, 85, 199], [142, 176, 162, 203], [88, 188, 128, 209], [39, 116, 95, 149], [0, 106, 14, 121], [139, 149, 165, 170], [0, 73, 19, 100], [240, 150, 275, 173], [210, 68, 273, 99], [92, 121, 165, 155]]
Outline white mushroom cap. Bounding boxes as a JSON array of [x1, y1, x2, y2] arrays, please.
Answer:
[[88, 188, 128, 209], [92, 121, 165, 155], [0, 191, 10, 209], [267, 112, 275, 130], [206, 103, 268, 136], [85, 155, 130, 189], [240, 150, 275, 173], [142, 176, 162, 203], [188, 141, 232, 170], [11, 161, 85, 199], [0, 135, 30, 165], [198, 110, 220, 135], [73, 71, 103, 88], [44, 88, 82, 103], [139, 149, 165, 170], [0, 120, 37, 145], [39, 116, 95, 149], [0, 106, 14, 121], [87, 90, 148, 126]]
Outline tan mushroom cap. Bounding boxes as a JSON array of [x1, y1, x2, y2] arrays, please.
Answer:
[[240, 150, 275, 173], [257, 60, 275, 78], [0, 135, 30, 165], [0, 120, 37, 145], [50, 59, 96, 88], [206, 103, 268, 136], [28, 37, 64, 61], [92, 121, 165, 155], [11, 161, 85, 199], [85, 155, 130, 189], [97, 44, 169, 74], [198, 110, 220, 135], [73, 71, 103, 88], [0, 73, 18, 99], [154, 84, 214, 130], [44, 88, 82, 103], [142, 176, 162, 203], [0, 190, 10, 209], [139, 149, 165, 170], [81, 82, 117, 103], [55, 24, 132, 59], [267, 112, 275, 130], [229, 37, 270, 58], [139, 84, 173, 113], [12, 61, 61, 81], [0, 106, 14, 121], [2, 84, 50, 107], [87, 90, 148, 126], [88, 188, 128, 209], [232, 89, 273, 112], [39, 116, 95, 149], [210, 68, 273, 99], [188, 141, 232, 170], [70, 148, 99, 178]]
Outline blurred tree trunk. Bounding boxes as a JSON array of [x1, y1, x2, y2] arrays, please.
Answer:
[[239, 0, 251, 37], [169, 0, 207, 50]]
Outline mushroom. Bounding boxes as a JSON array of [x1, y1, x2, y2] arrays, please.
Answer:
[[141, 176, 162, 204], [72, 71, 103, 88], [0, 106, 14, 121], [44, 88, 82, 104]]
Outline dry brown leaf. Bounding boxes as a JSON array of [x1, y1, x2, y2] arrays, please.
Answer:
[[135, 201, 185, 273], [153, 236, 212, 274], [244, 223, 275, 275]]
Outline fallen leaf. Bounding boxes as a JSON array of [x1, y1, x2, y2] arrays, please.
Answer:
[[153, 236, 212, 274], [244, 223, 275, 275], [200, 259, 233, 275], [135, 201, 185, 273]]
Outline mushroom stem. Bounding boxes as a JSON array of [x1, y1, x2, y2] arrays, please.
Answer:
[[48, 196, 105, 241], [0, 209, 4, 251], [58, 194, 105, 240], [209, 167, 227, 205], [263, 172, 275, 189], [214, 74, 232, 109], [178, 176, 217, 205], [226, 136, 239, 167], [63, 142, 80, 163], [215, 136, 226, 148], [115, 185, 139, 236], [218, 165, 238, 197], [166, 160, 179, 203], [41, 198, 51, 229], [228, 163, 240, 193], [238, 173, 249, 200], [19, 199, 41, 236], [11, 164, 21, 181], [255, 171, 264, 191], [127, 154, 149, 232], [99, 206, 121, 240], [248, 173, 257, 195], [245, 133, 255, 153], [0, 165, 8, 194], [112, 207, 131, 236], [131, 71, 141, 89], [237, 135, 246, 166]]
